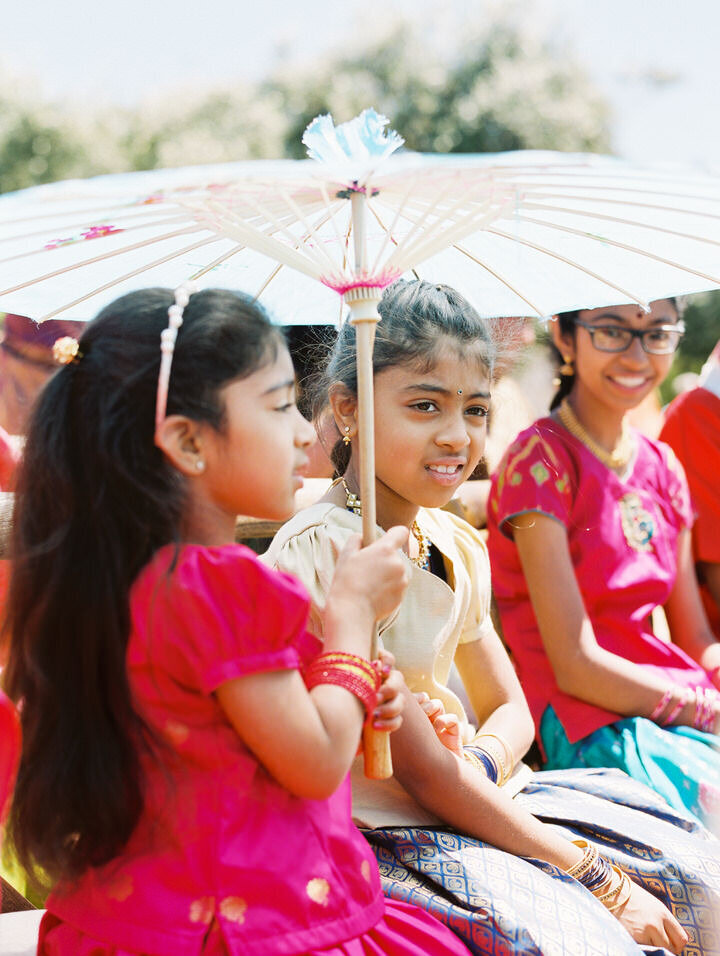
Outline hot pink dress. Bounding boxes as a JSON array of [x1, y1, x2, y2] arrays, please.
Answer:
[[487, 418, 713, 745], [38, 544, 468, 956]]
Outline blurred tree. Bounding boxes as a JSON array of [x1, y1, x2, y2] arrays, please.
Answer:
[[0, 15, 610, 194], [0, 104, 85, 193], [660, 290, 720, 401], [266, 22, 610, 158]]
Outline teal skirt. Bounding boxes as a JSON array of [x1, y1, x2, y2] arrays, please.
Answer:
[[540, 707, 720, 832]]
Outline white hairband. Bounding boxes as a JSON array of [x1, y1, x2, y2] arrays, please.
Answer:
[[154, 281, 199, 431]]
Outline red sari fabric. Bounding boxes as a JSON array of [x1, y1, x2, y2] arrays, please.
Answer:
[[660, 386, 720, 638]]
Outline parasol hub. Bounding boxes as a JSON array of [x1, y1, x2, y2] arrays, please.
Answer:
[[344, 285, 383, 324]]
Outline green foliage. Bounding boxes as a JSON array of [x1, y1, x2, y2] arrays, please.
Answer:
[[660, 291, 720, 402], [266, 24, 609, 158], [0, 111, 84, 194], [0, 16, 610, 194]]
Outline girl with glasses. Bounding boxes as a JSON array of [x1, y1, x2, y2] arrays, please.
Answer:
[[487, 298, 720, 832]]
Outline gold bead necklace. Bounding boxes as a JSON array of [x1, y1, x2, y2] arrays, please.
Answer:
[[341, 478, 430, 570], [557, 398, 635, 472]]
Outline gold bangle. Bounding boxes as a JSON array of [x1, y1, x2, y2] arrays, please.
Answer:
[[565, 840, 599, 881], [594, 866, 626, 906], [605, 874, 632, 914], [473, 732, 514, 778]]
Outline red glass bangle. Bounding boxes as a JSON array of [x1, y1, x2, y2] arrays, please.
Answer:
[[304, 652, 381, 721]]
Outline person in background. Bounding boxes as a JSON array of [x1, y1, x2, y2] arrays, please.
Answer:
[[660, 339, 720, 640], [487, 300, 720, 833]]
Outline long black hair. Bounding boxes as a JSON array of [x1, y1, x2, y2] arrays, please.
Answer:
[[311, 279, 499, 473], [3, 288, 283, 884]]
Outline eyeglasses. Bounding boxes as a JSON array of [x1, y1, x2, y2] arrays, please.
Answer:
[[574, 320, 685, 355]]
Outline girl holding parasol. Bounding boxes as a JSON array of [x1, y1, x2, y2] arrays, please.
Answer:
[[266, 279, 718, 955]]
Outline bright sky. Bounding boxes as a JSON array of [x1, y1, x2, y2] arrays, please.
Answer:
[[3, 0, 719, 165]]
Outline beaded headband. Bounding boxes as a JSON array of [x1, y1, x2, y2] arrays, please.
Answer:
[[155, 282, 198, 431]]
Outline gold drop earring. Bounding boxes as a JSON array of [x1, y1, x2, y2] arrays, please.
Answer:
[[342, 425, 351, 446], [559, 355, 574, 376]]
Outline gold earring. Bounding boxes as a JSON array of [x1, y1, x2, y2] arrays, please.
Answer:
[[342, 425, 351, 446], [559, 355, 574, 376]]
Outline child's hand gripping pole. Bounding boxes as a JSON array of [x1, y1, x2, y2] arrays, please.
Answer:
[[346, 286, 393, 780]]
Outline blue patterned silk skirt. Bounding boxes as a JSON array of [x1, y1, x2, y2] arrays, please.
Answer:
[[364, 768, 720, 956], [540, 707, 720, 833]]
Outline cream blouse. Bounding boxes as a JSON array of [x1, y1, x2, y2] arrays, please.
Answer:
[[264, 482, 530, 827]]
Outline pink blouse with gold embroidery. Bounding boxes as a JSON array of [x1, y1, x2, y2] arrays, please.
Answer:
[[45, 544, 383, 955], [487, 418, 714, 746]]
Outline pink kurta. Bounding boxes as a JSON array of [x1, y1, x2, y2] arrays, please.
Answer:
[[42, 545, 385, 955], [487, 417, 714, 746]]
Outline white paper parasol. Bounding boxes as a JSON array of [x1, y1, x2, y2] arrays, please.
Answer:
[[4, 110, 720, 775]]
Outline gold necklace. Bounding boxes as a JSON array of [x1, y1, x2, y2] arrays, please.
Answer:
[[341, 478, 430, 570], [557, 398, 635, 471]]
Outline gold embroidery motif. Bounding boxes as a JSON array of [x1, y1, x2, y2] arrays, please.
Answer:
[[306, 877, 330, 905], [529, 461, 550, 486], [107, 872, 134, 902], [189, 896, 215, 924], [361, 860, 372, 882], [219, 896, 247, 924], [619, 493, 655, 553]]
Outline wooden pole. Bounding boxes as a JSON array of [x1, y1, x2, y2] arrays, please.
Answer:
[[347, 191, 393, 780]]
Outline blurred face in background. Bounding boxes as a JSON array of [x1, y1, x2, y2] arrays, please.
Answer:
[[0, 314, 86, 435]]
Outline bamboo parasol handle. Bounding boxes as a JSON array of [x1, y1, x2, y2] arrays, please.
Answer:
[[348, 299, 393, 780]]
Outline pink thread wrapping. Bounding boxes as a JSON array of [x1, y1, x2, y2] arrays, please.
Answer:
[[320, 270, 401, 296]]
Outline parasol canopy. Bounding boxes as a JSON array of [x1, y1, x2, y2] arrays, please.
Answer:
[[3, 110, 720, 323], [4, 109, 720, 780]]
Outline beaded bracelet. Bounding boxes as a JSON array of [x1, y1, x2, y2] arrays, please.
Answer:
[[462, 746, 499, 784], [663, 687, 692, 726], [304, 652, 381, 721], [694, 686, 719, 733], [649, 688, 674, 723]]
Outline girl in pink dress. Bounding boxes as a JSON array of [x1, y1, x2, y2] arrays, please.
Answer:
[[3, 287, 471, 956], [487, 299, 720, 831]]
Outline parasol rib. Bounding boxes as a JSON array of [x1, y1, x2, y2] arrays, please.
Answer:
[[523, 191, 720, 223], [0, 212, 193, 248], [452, 243, 546, 317], [487, 227, 650, 308], [512, 214, 720, 285], [519, 202, 720, 246], [0, 226, 210, 296], [37, 235, 228, 320]]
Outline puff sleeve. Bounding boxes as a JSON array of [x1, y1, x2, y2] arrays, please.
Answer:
[[489, 423, 575, 536], [133, 544, 316, 695]]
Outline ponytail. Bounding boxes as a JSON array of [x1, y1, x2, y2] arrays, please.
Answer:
[[4, 288, 283, 883]]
